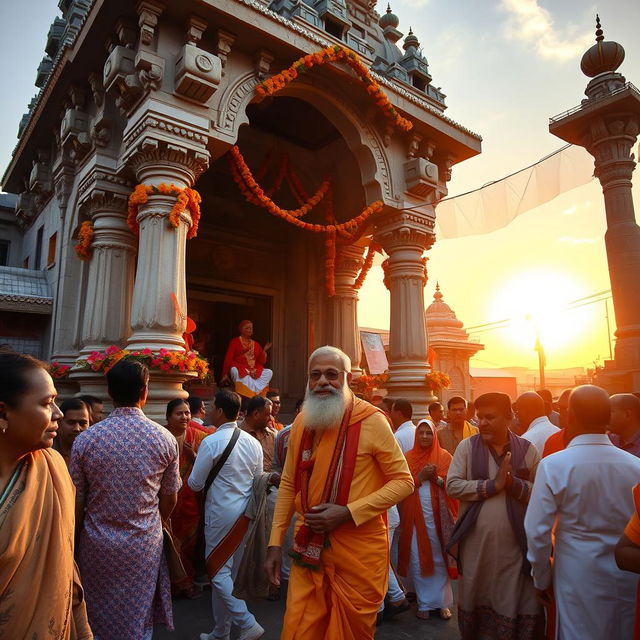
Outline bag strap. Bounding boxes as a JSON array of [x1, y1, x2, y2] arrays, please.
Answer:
[[203, 427, 241, 498]]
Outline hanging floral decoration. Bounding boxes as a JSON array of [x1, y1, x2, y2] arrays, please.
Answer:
[[351, 372, 389, 398], [255, 45, 413, 133], [127, 183, 202, 239], [228, 145, 384, 295], [354, 241, 381, 291], [425, 371, 451, 391], [74, 221, 94, 261], [73, 344, 209, 379], [49, 361, 71, 379]]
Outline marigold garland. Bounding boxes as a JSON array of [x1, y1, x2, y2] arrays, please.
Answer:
[[127, 183, 202, 239], [74, 221, 94, 261], [351, 372, 389, 398], [73, 344, 209, 379], [255, 45, 412, 133], [425, 371, 451, 391], [354, 241, 381, 291]]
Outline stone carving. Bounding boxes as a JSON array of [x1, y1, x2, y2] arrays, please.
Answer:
[[136, 50, 165, 92], [137, 0, 164, 46], [216, 72, 261, 134], [126, 139, 210, 183], [103, 45, 144, 114], [254, 49, 275, 80], [404, 157, 439, 198], [175, 44, 221, 102], [217, 29, 236, 70], [186, 15, 208, 45]]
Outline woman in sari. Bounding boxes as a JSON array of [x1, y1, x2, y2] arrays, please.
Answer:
[[0, 349, 92, 639], [398, 419, 458, 620], [165, 397, 207, 598]]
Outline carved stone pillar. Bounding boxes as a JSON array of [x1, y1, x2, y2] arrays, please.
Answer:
[[331, 242, 365, 376], [122, 139, 209, 421], [588, 115, 640, 372], [79, 189, 136, 353], [375, 212, 436, 419]]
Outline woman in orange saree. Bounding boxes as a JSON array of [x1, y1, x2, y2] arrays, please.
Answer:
[[166, 398, 207, 597], [398, 419, 458, 620], [0, 349, 92, 639]]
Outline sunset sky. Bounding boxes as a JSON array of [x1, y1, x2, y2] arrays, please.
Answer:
[[1, 1, 639, 371]]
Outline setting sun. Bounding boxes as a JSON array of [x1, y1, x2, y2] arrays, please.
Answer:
[[487, 269, 600, 357]]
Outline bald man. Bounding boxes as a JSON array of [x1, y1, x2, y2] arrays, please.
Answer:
[[525, 385, 640, 640], [610, 393, 640, 458], [516, 392, 560, 455]]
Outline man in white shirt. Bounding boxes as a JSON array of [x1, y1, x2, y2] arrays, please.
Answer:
[[379, 398, 417, 623], [189, 389, 265, 640], [525, 385, 640, 640], [515, 391, 559, 455], [390, 398, 417, 454]]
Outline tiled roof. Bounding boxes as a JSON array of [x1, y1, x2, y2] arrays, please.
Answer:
[[0, 266, 52, 314]]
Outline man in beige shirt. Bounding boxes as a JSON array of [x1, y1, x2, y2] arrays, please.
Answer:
[[437, 395, 479, 456], [243, 395, 277, 472]]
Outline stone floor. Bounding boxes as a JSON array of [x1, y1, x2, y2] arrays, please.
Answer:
[[154, 584, 460, 639]]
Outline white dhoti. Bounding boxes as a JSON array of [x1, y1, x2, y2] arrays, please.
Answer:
[[229, 366, 273, 398]]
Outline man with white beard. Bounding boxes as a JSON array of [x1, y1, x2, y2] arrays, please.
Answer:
[[265, 346, 414, 640]]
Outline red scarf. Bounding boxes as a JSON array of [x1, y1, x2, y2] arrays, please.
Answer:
[[398, 421, 458, 578], [290, 397, 362, 569]]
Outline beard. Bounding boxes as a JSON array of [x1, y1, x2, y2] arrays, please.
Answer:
[[300, 380, 351, 431]]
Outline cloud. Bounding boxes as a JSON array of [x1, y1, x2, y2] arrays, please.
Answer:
[[557, 236, 596, 245], [500, 0, 591, 61]]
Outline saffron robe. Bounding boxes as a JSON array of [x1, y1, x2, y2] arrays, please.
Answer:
[[269, 395, 414, 640]]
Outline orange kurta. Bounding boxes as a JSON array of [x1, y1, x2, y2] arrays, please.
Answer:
[[625, 484, 640, 640], [269, 396, 414, 640]]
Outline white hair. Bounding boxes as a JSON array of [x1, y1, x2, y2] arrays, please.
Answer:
[[308, 345, 351, 373], [301, 377, 351, 431]]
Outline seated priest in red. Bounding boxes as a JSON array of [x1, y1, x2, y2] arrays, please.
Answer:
[[221, 320, 273, 399]]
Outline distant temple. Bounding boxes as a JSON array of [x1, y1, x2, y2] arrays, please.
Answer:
[[425, 283, 483, 404], [1, 0, 481, 419]]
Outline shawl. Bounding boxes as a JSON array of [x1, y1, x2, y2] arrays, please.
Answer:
[[290, 395, 380, 568], [398, 421, 458, 578], [232, 472, 273, 600], [446, 431, 532, 574], [0, 449, 92, 639]]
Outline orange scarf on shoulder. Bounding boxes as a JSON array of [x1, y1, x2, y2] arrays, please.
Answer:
[[398, 420, 458, 578], [0, 448, 89, 639]]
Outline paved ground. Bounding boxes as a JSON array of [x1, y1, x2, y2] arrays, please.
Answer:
[[154, 583, 460, 639]]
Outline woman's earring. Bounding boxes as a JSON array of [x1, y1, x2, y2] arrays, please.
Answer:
[[0, 419, 7, 434]]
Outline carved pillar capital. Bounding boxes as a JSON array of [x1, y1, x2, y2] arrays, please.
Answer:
[[334, 243, 366, 296], [374, 210, 436, 254]]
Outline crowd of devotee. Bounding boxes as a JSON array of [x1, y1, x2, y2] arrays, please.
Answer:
[[3, 342, 640, 640]]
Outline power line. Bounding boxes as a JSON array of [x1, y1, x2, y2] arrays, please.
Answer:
[[465, 289, 612, 334]]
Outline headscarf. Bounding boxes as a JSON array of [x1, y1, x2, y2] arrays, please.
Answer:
[[398, 420, 458, 578]]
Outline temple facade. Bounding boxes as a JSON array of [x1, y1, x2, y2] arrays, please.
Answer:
[[2, 0, 481, 420]]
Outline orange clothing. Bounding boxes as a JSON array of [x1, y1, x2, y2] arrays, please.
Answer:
[[270, 395, 414, 640], [625, 484, 640, 640], [542, 428, 567, 457], [398, 423, 457, 578]]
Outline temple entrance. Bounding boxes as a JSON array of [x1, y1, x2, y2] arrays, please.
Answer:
[[187, 286, 273, 384]]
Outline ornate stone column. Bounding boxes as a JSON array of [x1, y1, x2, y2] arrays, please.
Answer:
[[375, 212, 436, 419], [588, 116, 640, 372], [122, 141, 209, 421], [331, 242, 366, 376], [78, 187, 136, 353]]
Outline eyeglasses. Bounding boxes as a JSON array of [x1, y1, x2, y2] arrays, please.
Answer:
[[309, 369, 343, 382]]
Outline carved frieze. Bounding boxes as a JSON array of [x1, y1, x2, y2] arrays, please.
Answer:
[[104, 45, 143, 114], [404, 157, 439, 198]]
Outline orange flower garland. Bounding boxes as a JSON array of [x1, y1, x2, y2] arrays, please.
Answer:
[[255, 45, 412, 133], [325, 229, 337, 297], [75, 220, 94, 261], [228, 146, 381, 234], [354, 241, 380, 291], [127, 183, 202, 239]]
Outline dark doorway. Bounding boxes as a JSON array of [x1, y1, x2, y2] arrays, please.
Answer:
[[187, 288, 273, 383]]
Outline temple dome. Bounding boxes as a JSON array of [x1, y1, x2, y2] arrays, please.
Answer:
[[403, 27, 419, 51], [379, 4, 399, 29], [425, 283, 464, 330], [580, 15, 625, 77]]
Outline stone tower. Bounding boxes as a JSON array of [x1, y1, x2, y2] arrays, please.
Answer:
[[425, 284, 483, 403], [549, 16, 640, 393]]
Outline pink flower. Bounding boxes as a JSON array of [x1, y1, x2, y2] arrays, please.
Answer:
[[158, 348, 168, 357], [105, 345, 119, 355], [142, 348, 152, 355], [160, 363, 170, 371]]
